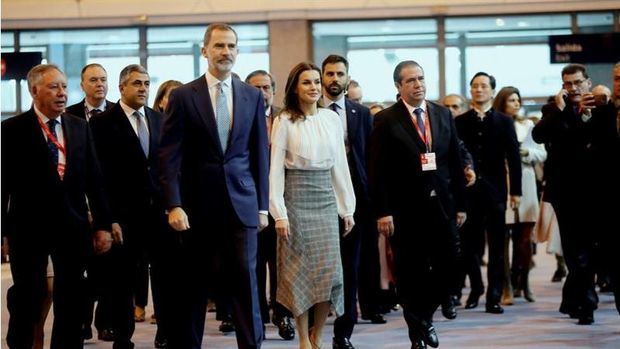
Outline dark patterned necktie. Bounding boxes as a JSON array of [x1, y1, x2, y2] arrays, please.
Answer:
[[46, 119, 59, 165], [413, 108, 425, 135]]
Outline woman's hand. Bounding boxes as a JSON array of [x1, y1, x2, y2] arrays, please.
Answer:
[[275, 219, 290, 242], [343, 216, 355, 237]]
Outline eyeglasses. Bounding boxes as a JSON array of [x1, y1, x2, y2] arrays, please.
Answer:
[[562, 79, 586, 88]]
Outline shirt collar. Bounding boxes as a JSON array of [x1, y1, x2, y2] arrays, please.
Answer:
[[119, 100, 145, 118], [205, 71, 232, 90], [473, 104, 493, 118], [322, 95, 346, 111], [84, 99, 106, 112], [401, 99, 427, 116], [34, 105, 62, 125]]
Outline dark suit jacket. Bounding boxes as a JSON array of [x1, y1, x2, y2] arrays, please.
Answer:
[[532, 102, 617, 204], [455, 108, 522, 206], [368, 99, 466, 222], [66, 99, 115, 120], [159, 75, 269, 227], [89, 103, 164, 222], [1, 109, 111, 240]]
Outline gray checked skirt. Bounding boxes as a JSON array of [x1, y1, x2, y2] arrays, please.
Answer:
[[276, 169, 344, 317]]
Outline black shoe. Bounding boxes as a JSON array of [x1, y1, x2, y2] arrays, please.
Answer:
[[551, 268, 567, 282], [361, 313, 387, 324], [276, 316, 295, 340], [332, 336, 355, 349], [411, 337, 427, 349], [465, 294, 480, 309], [453, 295, 462, 307], [419, 324, 438, 348], [98, 328, 116, 342], [485, 303, 504, 314], [219, 320, 235, 333], [577, 313, 594, 325], [82, 326, 93, 340], [154, 338, 168, 349], [441, 298, 457, 320]]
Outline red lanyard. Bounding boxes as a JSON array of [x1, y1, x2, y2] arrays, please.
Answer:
[[37, 116, 66, 178], [412, 111, 432, 151]]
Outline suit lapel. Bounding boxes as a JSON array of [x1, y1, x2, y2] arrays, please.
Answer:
[[426, 101, 439, 152], [60, 113, 74, 180], [394, 100, 426, 151], [191, 76, 223, 157], [228, 79, 249, 156], [145, 108, 160, 160], [345, 100, 359, 147]]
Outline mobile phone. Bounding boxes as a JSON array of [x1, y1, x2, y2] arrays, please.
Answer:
[[593, 94, 608, 106]]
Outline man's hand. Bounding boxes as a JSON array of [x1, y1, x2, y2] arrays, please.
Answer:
[[275, 219, 289, 242], [555, 88, 568, 111], [510, 195, 521, 210], [111, 223, 123, 244], [343, 216, 355, 237], [93, 230, 113, 255], [578, 92, 596, 115], [464, 166, 476, 187], [456, 212, 467, 228], [258, 213, 268, 232], [168, 207, 190, 232], [377, 216, 395, 237]]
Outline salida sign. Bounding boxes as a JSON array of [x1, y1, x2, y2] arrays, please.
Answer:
[[549, 33, 619, 64]]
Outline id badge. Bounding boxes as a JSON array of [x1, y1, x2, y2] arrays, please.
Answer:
[[420, 152, 437, 171]]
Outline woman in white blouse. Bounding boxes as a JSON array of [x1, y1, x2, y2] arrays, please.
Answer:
[[269, 62, 356, 349], [494, 86, 547, 304]]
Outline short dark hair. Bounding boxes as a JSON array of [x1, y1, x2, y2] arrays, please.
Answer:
[[470, 72, 496, 90], [80, 63, 106, 81], [119, 64, 148, 86], [203, 23, 238, 46], [152, 79, 183, 112], [283, 62, 321, 123], [245, 70, 276, 90], [321, 54, 349, 73], [393, 60, 422, 84], [561, 63, 589, 79]]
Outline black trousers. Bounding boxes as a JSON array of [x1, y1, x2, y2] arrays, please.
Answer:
[[460, 185, 506, 304], [357, 204, 382, 319], [82, 251, 115, 335], [391, 199, 458, 345], [7, 225, 90, 349], [256, 215, 292, 323], [333, 221, 361, 339]]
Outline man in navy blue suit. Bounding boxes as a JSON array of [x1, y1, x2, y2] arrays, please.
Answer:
[[159, 23, 269, 349], [319, 55, 376, 349]]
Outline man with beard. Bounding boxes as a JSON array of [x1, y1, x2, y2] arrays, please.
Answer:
[[320, 55, 376, 349]]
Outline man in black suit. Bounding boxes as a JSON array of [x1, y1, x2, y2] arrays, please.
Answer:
[[2, 64, 114, 349], [65, 62, 117, 343], [455, 72, 521, 314], [245, 69, 296, 340], [66, 63, 115, 121], [318, 54, 376, 349], [89, 64, 171, 348], [368, 60, 466, 349], [532, 63, 618, 324], [159, 23, 269, 349]]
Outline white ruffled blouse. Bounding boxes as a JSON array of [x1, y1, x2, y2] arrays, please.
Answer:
[[269, 108, 356, 221]]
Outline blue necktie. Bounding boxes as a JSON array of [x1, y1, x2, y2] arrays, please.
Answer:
[[46, 119, 59, 165], [216, 82, 231, 152], [330, 103, 339, 113], [413, 108, 425, 135], [134, 111, 149, 156]]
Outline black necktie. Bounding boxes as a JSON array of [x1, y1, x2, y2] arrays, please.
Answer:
[[46, 119, 59, 165], [330, 103, 339, 113]]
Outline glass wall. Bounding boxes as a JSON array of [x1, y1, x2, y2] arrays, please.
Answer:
[[313, 19, 439, 104], [1, 23, 269, 116]]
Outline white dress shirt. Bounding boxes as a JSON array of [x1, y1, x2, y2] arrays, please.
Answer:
[[34, 105, 66, 168], [119, 100, 149, 138], [205, 72, 233, 130]]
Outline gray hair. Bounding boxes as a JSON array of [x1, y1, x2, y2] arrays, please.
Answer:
[[27, 64, 63, 93], [119, 64, 148, 86]]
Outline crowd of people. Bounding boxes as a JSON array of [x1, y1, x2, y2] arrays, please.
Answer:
[[2, 21, 619, 349]]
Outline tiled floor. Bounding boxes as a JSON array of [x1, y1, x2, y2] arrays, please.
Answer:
[[2, 251, 619, 348]]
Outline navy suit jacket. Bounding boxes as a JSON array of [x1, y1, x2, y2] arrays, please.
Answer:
[[1, 110, 111, 238], [89, 103, 164, 222], [344, 99, 373, 202], [159, 75, 269, 227], [368, 100, 466, 222], [66, 99, 115, 120]]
